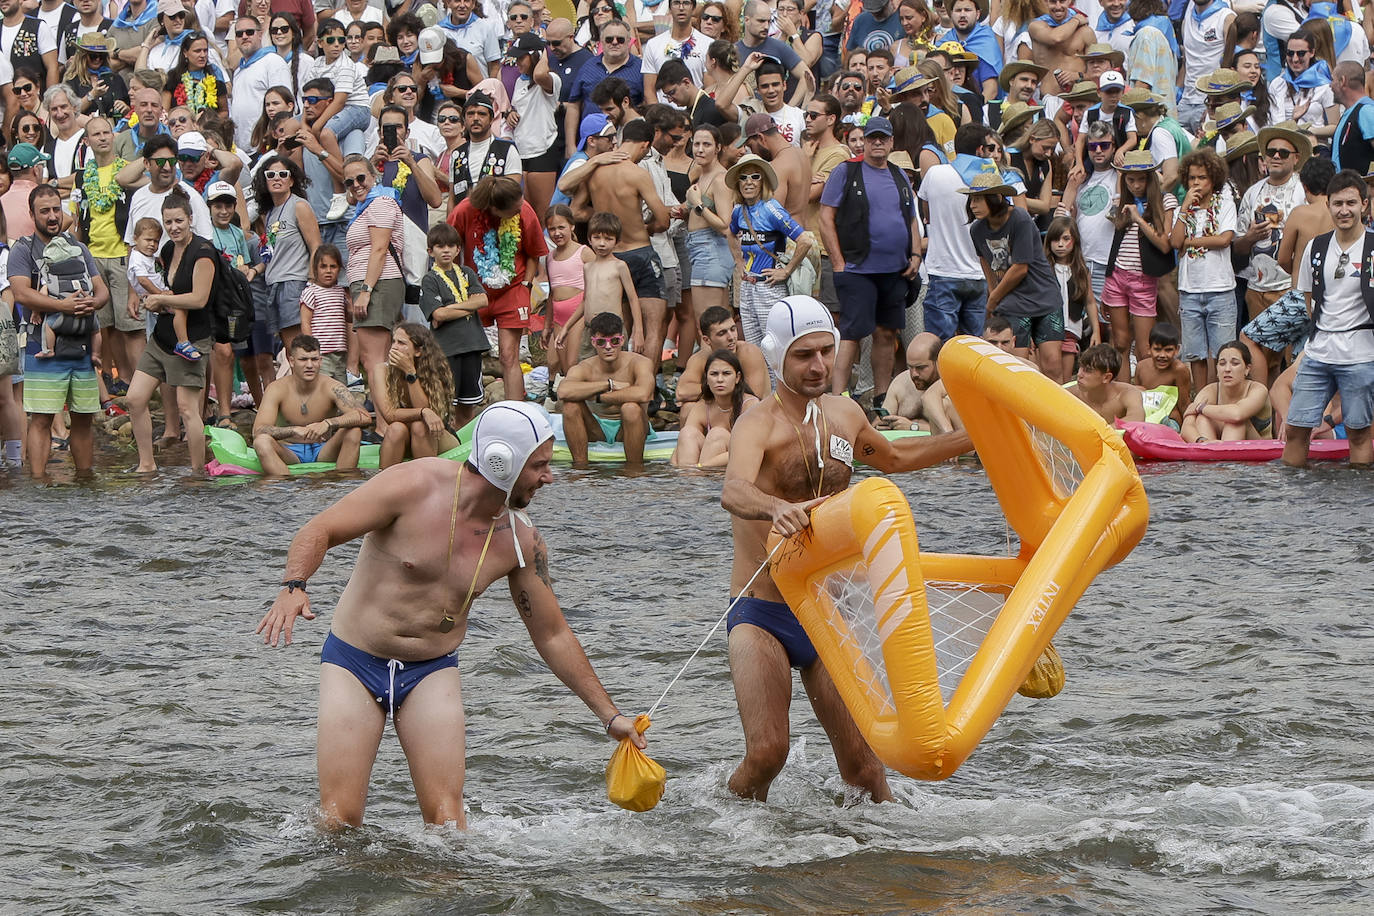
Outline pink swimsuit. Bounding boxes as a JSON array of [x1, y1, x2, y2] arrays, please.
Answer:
[[547, 245, 586, 327]]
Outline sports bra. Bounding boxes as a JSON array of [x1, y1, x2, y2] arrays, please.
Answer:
[[547, 244, 586, 291]]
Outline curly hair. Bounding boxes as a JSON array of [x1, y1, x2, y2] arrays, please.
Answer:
[[1179, 147, 1229, 197], [252, 154, 311, 213], [386, 323, 454, 421]]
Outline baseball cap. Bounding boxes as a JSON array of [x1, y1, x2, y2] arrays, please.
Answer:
[[736, 111, 777, 147], [7, 143, 49, 169], [511, 32, 544, 56], [863, 116, 893, 137], [206, 180, 237, 202], [177, 130, 208, 156], [1098, 71, 1126, 91], [418, 27, 446, 65], [578, 112, 615, 149]]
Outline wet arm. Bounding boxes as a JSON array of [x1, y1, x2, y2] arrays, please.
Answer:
[[854, 409, 972, 473]]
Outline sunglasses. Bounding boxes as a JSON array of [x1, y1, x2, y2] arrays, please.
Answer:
[[738, 172, 764, 181], [1286, 48, 1310, 58], [303, 94, 329, 104], [701, 11, 723, 20], [509, 11, 529, 18], [1265, 147, 1295, 159], [343, 174, 369, 187], [1335, 251, 1351, 279], [839, 82, 864, 91], [235, 27, 257, 36], [19, 122, 40, 132], [436, 113, 462, 123], [270, 24, 292, 34], [176, 153, 201, 163], [590, 334, 624, 348], [321, 34, 345, 44], [394, 84, 417, 93], [1087, 141, 1113, 151], [13, 82, 34, 93], [803, 110, 826, 119], [603, 35, 627, 43], [166, 10, 186, 19], [264, 169, 292, 180], [150, 156, 177, 167], [169, 115, 191, 125]]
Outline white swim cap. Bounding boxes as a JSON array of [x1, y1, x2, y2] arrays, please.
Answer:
[[760, 296, 840, 371], [471, 401, 554, 494]]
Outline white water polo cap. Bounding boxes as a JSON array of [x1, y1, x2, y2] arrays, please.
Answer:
[[760, 296, 841, 371], [471, 401, 554, 494]]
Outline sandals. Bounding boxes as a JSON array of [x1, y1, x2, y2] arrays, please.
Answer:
[[213, 416, 236, 430], [173, 341, 202, 362]]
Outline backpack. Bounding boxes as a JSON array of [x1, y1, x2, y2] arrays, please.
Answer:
[[210, 249, 255, 344]]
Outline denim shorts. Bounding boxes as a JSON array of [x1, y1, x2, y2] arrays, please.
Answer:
[[265, 278, 308, 335], [686, 228, 733, 289], [1286, 355, 1374, 430], [1179, 290, 1237, 362], [923, 274, 987, 339]]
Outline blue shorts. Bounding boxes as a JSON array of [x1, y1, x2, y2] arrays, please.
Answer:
[[727, 596, 818, 669], [832, 270, 910, 341], [321, 631, 458, 718], [285, 441, 325, 462], [1242, 290, 1310, 353], [1286, 355, 1374, 431], [1179, 290, 1237, 362], [686, 228, 733, 288]]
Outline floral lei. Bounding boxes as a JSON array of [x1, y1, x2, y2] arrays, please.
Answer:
[[392, 161, 412, 191], [82, 157, 128, 213], [1184, 192, 1221, 260], [174, 72, 219, 112], [472, 213, 521, 288]]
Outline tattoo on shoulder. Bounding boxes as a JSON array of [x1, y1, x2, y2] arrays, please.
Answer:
[[516, 589, 533, 619], [533, 531, 551, 589]]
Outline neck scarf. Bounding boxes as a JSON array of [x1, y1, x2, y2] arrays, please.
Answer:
[[1189, 0, 1230, 28], [236, 46, 273, 73], [1098, 9, 1130, 30], [113, 0, 157, 29], [1282, 57, 1331, 92], [953, 153, 999, 185], [349, 183, 399, 227], [939, 23, 1002, 72], [1137, 14, 1180, 58]]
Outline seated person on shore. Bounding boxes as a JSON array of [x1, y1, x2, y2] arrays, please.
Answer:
[[251, 335, 372, 475], [1133, 322, 1192, 429], [1180, 340, 1274, 442], [554, 212, 644, 359], [671, 349, 759, 468], [372, 323, 463, 469], [558, 312, 655, 466], [675, 306, 771, 406], [1071, 343, 1146, 424], [875, 332, 948, 432]]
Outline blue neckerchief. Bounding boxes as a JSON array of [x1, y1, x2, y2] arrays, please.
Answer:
[[1035, 12, 1069, 26], [938, 24, 1003, 71], [1138, 14, 1180, 57], [349, 184, 399, 227], [236, 46, 273, 73], [1134, 195, 1148, 212], [89, 65, 113, 78], [1189, 0, 1230, 28], [1098, 10, 1131, 30], [279, 49, 295, 62], [189, 65, 225, 82], [160, 30, 191, 49], [1241, 87, 1254, 102], [113, 0, 157, 29], [401, 48, 418, 66], [953, 153, 999, 185], [1282, 58, 1332, 91], [369, 81, 386, 94]]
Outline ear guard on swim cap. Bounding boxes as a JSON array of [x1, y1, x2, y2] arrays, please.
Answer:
[[760, 295, 841, 371], [472, 401, 554, 494]]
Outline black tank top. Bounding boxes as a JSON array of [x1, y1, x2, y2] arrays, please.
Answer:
[[668, 169, 691, 206]]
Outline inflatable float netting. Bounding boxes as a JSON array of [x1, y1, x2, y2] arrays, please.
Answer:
[[767, 336, 1150, 780], [1119, 420, 1351, 462]]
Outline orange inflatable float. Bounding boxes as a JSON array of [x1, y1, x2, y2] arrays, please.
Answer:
[[768, 336, 1149, 780]]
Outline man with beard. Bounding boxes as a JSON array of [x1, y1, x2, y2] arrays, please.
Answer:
[[876, 332, 947, 432], [258, 401, 648, 828]]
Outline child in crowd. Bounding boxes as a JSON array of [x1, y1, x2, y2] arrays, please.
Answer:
[[555, 212, 642, 359], [1071, 343, 1145, 424], [1075, 71, 1137, 162], [1044, 215, 1100, 381], [126, 216, 169, 340], [300, 245, 352, 385], [1133, 323, 1193, 429], [1171, 149, 1237, 395], [1105, 151, 1175, 365], [206, 181, 273, 412], [541, 204, 586, 377], [418, 223, 489, 428]]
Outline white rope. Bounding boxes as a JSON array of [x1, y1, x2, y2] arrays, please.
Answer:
[[646, 539, 786, 720]]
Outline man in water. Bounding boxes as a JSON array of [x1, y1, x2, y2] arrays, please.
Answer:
[[250, 335, 371, 475], [257, 401, 646, 828], [720, 297, 972, 801], [558, 312, 655, 467]]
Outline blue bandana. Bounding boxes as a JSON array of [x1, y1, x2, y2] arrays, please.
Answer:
[[1136, 14, 1180, 58], [1189, 0, 1230, 28], [113, 0, 157, 29], [350, 184, 400, 227], [1098, 10, 1131, 30], [1282, 57, 1332, 91], [953, 153, 999, 185], [236, 46, 274, 73]]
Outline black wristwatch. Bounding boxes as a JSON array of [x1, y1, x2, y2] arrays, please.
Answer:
[[281, 579, 307, 593], [405, 372, 418, 383]]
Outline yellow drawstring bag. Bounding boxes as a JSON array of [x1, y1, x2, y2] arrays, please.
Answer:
[[1017, 641, 1066, 699], [605, 714, 665, 812]]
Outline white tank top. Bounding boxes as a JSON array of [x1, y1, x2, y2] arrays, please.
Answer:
[[1181, 1, 1235, 106]]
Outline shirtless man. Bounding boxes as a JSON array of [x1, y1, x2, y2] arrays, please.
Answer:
[[1027, 0, 1094, 80], [559, 312, 656, 466], [741, 112, 810, 222], [256, 401, 646, 828], [572, 119, 671, 389], [720, 296, 972, 801], [1071, 343, 1145, 423], [876, 333, 948, 432], [675, 306, 771, 406], [251, 336, 372, 475]]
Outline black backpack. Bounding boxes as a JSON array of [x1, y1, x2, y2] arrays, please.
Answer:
[[210, 249, 255, 344]]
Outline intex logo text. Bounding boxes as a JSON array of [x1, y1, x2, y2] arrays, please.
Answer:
[[1028, 580, 1060, 631]]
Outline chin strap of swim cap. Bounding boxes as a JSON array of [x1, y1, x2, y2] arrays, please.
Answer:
[[775, 386, 823, 476], [505, 504, 532, 568]]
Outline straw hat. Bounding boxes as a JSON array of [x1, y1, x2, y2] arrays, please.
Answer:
[[1115, 150, 1156, 171], [1257, 120, 1313, 166], [1079, 42, 1125, 68], [999, 100, 1042, 134], [1194, 68, 1247, 97], [1223, 130, 1258, 160], [1121, 87, 1168, 113], [725, 153, 778, 193], [76, 31, 110, 54], [998, 60, 1048, 92], [936, 40, 979, 64], [958, 171, 1017, 197], [888, 150, 916, 172], [1060, 79, 1101, 102], [891, 65, 935, 98]]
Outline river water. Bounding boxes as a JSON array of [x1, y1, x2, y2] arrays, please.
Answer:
[[2, 449, 1372, 914]]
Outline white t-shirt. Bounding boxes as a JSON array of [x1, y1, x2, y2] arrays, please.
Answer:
[[333, 5, 383, 27], [308, 52, 369, 109], [510, 72, 560, 158], [1074, 166, 1118, 266], [768, 105, 806, 147], [1267, 74, 1335, 129], [127, 249, 169, 296], [124, 182, 214, 248], [1147, 124, 1178, 165], [50, 128, 86, 182], [917, 163, 982, 279], [642, 28, 710, 94], [1174, 190, 1238, 292], [229, 52, 293, 152], [1235, 172, 1305, 290], [1296, 235, 1374, 365], [1261, 0, 1303, 43]]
